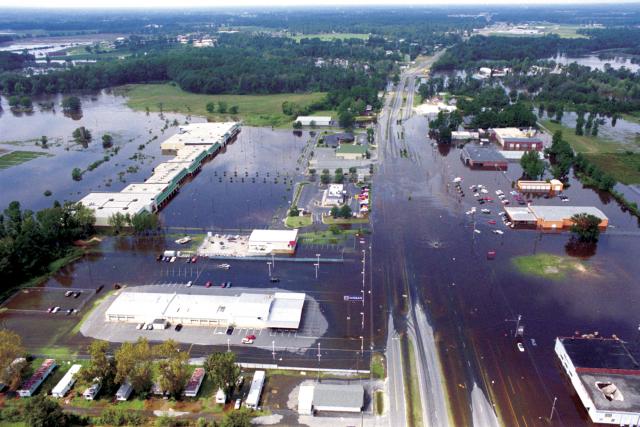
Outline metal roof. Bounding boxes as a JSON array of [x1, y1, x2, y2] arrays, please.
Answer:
[[504, 207, 537, 222], [313, 383, 364, 410], [529, 206, 608, 222], [249, 229, 298, 244], [461, 145, 506, 163], [559, 337, 640, 371]]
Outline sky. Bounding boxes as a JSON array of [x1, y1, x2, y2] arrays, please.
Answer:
[[0, 0, 637, 8]]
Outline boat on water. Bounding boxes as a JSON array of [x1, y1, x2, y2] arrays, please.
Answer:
[[175, 236, 192, 245], [218, 263, 231, 269], [481, 209, 491, 214]]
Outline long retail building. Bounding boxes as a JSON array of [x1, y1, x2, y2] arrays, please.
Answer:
[[105, 288, 305, 329], [504, 205, 608, 230], [80, 122, 240, 226]]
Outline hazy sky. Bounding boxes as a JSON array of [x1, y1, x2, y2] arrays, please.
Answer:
[[0, 0, 637, 8]]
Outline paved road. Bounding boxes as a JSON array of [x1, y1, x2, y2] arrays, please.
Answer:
[[385, 316, 407, 427]]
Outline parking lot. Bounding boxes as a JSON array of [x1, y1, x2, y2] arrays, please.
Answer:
[[1, 287, 94, 316], [80, 284, 328, 354], [197, 233, 251, 257]]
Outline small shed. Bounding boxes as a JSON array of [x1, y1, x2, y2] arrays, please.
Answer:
[[215, 388, 226, 404], [298, 385, 315, 415]]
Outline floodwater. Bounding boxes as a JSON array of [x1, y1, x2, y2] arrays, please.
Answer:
[[371, 112, 640, 426], [548, 53, 640, 72]]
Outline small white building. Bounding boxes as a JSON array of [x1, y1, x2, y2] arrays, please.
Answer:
[[297, 383, 365, 415], [116, 381, 133, 401], [83, 380, 101, 400], [51, 364, 81, 398], [248, 229, 299, 255], [322, 184, 345, 207], [295, 116, 332, 127]]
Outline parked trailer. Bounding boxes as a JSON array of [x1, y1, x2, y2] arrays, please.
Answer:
[[51, 364, 81, 398], [115, 381, 133, 401], [17, 359, 56, 397], [183, 368, 205, 397], [245, 370, 265, 410], [83, 380, 101, 400]]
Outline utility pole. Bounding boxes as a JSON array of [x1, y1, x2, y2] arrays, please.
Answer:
[[316, 343, 321, 381], [515, 314, 522, 338], [549, 396, 557, 421], [272, 340, 276, 362], [267, 261, 272, 277], [271, 252, 275, 269]]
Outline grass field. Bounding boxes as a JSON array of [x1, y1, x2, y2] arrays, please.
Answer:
[[370, 353, 386, 379], [0, 150, 50, 170], [285, 215, 313, 228], [322, 216, 369, 225], [512, 253, 588, 280], [375, 390, 385, 416], [291, 33, 370, 42], [119, 83, 327, 128], [299, 229, 361, 245], [540, 119, 640, 184], [544, 25, 589, 39]]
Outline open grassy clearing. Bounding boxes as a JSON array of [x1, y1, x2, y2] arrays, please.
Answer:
[[370, 353, 386, 379], [375, 390, 385, 416], [285, 215, 313, 229], [322, 216, 369, 225], [291, 33, 370, 42], [622, 112, 640, 125], [299, 229, 361, 245], [543, 25, 590, 39], [119, 83, 327, 128], [512, 253, 588, 280], [0, 150, 50, 169], [540, 119, 640, 184]]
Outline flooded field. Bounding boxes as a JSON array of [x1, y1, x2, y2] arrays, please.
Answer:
[[548, 53, 640, 72]]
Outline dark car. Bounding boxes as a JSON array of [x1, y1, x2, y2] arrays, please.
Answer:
[[73, 291, 82, 298], [226, 326, 234, 335], [269, 277, 280, 283], [175, 323, 183, 332]]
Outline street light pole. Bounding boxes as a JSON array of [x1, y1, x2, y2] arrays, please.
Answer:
[[515, 314, 522, 338], [549, 396, 558, 421], [267, 261, 272, 277], [272, 340, 276, 362]]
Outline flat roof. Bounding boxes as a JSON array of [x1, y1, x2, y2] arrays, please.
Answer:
[[268, 293, 306, 329], [249, 229, 299, 244], [492, 127, 535, 138], [504, 207, 537, 222], [120, 183, 168, 197], [461, 145, 506, 163], [313, 384, 364, 409], [79, 192, 155, 219], [559, 337, 640, 371], [168, 146, 208, 164], [296, 116, 331, 121], [578, 372, 640, 413], [161, 122, 238, 150], [106, 292, 176, 319], [529, 205, 608, 222], [145, 162, 186, 185]]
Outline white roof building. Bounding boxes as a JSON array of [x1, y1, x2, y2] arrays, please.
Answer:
[[51, 364, 81, 398], [297, 383, 365, 414], [295, 116, 332, 127], [248, 229, 299, 255], [161, 122, 239, 151], [105, 289, 305, 329], [79, 192, 157, 227]]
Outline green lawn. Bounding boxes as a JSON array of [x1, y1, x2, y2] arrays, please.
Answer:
[[511, 253, 588, 280], [543, 25, 589, 39], [370, 353, 386, 379], [322, 216, 369, 225], [285, 215, 313, 229], [291, 33, 370, 42], [0, 151, 50, 170], [375, 390, 385, 416], [119, 83, 327, 128], [540, 119, 640, 184], [299, 229, 362, 245]]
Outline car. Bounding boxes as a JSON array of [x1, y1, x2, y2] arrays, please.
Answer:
[[136, 323, 144, 330], [47, 306, 54, 313], [191, 256, 198, 263], [66, 308, 73, 315], [96, 285, 104, 293], [205, 281, 212, 288], [146, 324, 153, 330], [269, 277, 280, 283], [226, 282, 232, 288], [65, 291, 73, 297], [175, 323, 183, 332], [234, 399, 242, 410], [517, 342, 525, 352], [73, 291, 82, 298], [242, 335, 256, 344], [220, 282, 226, 288], [186, 281, 192, 287], [226, 326, 234, 335], [170, 257, 176, 263], [52, 306, 61, 314], [185, 258, 191, 264]]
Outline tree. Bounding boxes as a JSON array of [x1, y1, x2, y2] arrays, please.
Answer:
[[61, 96, 81, 113], [24, 394, 69, 427], [218, 101, 228, 114], [366, 127, 374, 143], [320, 169, 331, 184], [115, 338, 153, 395], [130, 211, 158, 233], [80, 340, 116, 393], [229, 105, 239, 114], [591, 121, 599, 137], [206, 102, 215, 113], [338, 110, 355, 129], [71, 168, 83, 181], [330, 206, 340, 218], [575, 114, 585, 136], [339, 204, 352, 218], [570, 213, 602, 242], [102, 134, 113, 149], [40, 136, 48, 146], [204, 352, 241, 396], [155, 340, 189, 399], [334, 168, 344, 183], [292, 121, 302, 129], [288, 205, 299, 217], [108, 212, 130, 233], [72, 127, 92, 144], [19, 96, 32, 109], [220, 409, 252, 427], [0, 329, 26, 390], [8, 95, 19, 107], [520, 150, 545, 180]]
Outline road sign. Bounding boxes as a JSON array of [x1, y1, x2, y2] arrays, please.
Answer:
[[344, 295, 363, 301]]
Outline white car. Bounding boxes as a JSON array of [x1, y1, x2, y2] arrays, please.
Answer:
[[136, 323, 144, 330], [52, 306, 61, 313], [186, 281, 192, 287], [492, 230, 504, 235], [517, 342, 525, 352]]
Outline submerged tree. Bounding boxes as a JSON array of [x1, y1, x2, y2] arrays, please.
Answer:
[[570, 213, 602, 242], [520, 150, 545, 180]]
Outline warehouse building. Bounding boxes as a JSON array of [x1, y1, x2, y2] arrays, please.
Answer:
[[105, 289, 305, 329], [81, 122, 238, 227], [298, 383, 365, 415], [451, 131, 480, 143], [489, 127, 543, 151], [248, 229, 299, 255], [517, 179, 564, 194], [556, 336, 640, 425], [460, 145, 508, 170], [504, 205, 608, 230], [295, 116, 332, 127]]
